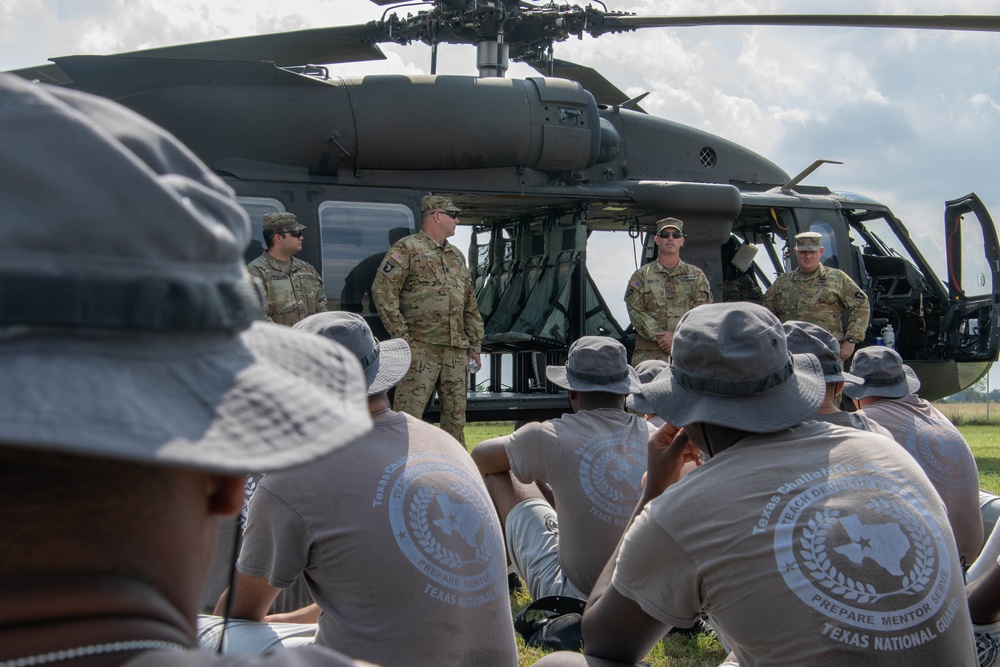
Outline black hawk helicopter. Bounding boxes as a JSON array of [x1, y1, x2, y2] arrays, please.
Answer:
[[10, 1, 1000, 420]]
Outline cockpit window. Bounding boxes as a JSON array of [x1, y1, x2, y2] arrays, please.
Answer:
[[235, 196, 285, 264]]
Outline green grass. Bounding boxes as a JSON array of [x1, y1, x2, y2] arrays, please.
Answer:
[[464, 413, 1000, 666]]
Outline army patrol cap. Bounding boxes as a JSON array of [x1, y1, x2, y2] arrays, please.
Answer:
[[843, 346, 921, 400], [546, 336, 642, 395], [656, 217, 684, 234], [263, 211, 306, 232], [422, 195, 461, 214], [0, 73, 372, 474], [795, 231, 823, 252], [640, 303, 825, 432], [783, 321, 863, 385]]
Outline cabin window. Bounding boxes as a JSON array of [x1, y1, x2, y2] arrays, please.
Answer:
[[235, 197, 286, 264], [317, 201, 415, 313]]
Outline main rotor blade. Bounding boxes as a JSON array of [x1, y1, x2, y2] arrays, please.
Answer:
[[118, 24, 389, 66], [599, 14, 1000, 34], [526, 58, 643, 111]]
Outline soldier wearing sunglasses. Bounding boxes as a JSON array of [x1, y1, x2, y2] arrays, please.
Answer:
[[246, 212, 327, 326], [624, 217, 712, 364]]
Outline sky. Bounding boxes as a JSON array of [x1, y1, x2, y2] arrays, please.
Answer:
[[3, 0, 999, 389]]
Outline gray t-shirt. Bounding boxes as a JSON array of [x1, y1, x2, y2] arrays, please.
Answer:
[[811, 411, 894, 438], [238, 411, 517, 667], [613, 421, 976, 666], [505, 408, 655, 595]]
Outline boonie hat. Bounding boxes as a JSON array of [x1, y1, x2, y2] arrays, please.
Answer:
[[0, 73, 371, 474], [294, 312, 410, 397], [795, 231, 822, 252], [783, 321, 863, 385], [546, 336, 642, 395], [640, 303, 825, 432], [843, 346, 921, 400], [422, 195, 461, 214], [263, 211, 306, 232], [626, 360, 669, 414], [656, 217, 684, 234]]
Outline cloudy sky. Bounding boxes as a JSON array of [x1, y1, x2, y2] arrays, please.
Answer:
[[3, 0, 1000, 389]]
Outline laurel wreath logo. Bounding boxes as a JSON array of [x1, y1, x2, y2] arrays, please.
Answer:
[[408, 486, 493, 569], [590, 451, 626, 504], [798, 497, 934, 604]]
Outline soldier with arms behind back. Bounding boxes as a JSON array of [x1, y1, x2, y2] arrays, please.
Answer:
[[371, 195, 484, 445], [624, 218, 711, 364], [246, 212, 326, 326]]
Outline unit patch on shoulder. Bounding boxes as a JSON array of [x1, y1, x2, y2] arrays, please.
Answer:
[[380, 251, 406, 276]]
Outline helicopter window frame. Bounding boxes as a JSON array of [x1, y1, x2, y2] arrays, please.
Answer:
[[235, 196, 286, 263], [317, 200, 416, 313]]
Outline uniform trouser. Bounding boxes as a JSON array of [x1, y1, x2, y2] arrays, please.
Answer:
[[393, 341, 468, 444], [630, 346, 670, 365]]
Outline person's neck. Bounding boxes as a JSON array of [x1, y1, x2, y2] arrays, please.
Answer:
[[368, 393, 393, 419], [422, 228, 448, 245], [658, 254, 680, 269], [266, 248, 295, 262], [0, 573, 194, 661]]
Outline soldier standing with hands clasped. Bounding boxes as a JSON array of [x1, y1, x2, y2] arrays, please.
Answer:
[[624, 217, 712, 364], [372, 195, 484, 445], [764, 230, 870, 360]]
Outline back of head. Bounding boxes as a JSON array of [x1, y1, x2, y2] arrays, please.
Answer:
[[641, 303, 825, 432], [0, 74, 371, 475]]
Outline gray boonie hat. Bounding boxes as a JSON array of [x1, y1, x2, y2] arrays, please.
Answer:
[[546, 336, 642, 395], [294, 312, 411, 397], [422, 195, 461, 214], [626, 360, 669, 414], [641, 303, 825, 432], [656, 217, 684, 234], [0, 74, 371, 474], [783, 321, 863, 385], [263, 212, 306, 233], [843, 346, 921, 400], [795, 232, 822, 252]]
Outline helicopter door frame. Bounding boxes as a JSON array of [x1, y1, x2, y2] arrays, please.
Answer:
[[943, 193, 1000, 363]]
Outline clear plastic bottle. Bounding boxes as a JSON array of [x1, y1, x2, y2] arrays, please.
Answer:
[[882, 324, 895, 349], [469, 358, 481, 374]]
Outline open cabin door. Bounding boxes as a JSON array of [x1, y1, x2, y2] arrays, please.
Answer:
[[942, 193, 1000, 364]]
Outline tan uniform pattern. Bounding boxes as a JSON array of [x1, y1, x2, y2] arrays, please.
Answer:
[[246, 253, 326, 326], [624, 259, 712, 364], [372, 230, 484, 444], [763, 264, 870, 342]]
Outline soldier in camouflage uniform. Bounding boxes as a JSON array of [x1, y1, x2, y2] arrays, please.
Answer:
[[624, 218, 712, 364], [371, 196, 484, 444], [246, 212, 327, 326], [764, 231, 870, 360]]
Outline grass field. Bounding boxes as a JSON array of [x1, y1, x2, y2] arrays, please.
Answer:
[[465, 408, 1000, 666]]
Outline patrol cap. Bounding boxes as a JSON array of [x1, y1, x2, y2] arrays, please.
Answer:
[[263, 212, 306, 232], [422, 195, 461, 214], [656, 217, 684, 234], [795, 232, 822, 252]]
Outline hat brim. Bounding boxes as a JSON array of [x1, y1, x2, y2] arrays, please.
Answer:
[[0, 322, 372, 474], [546, 365, 643, 395], [367, 338, 411, 396], [826, 371, 864, 385], [641, 353, 826, 432], [626, 393, 657, 414], [842, 365, 921, 400]]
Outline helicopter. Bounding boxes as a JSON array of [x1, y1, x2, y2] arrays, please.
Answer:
[[8, 1, 1000, 421]]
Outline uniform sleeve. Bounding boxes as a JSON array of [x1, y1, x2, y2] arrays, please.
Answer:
[[371, 245, 411, 341], [237, 485, 311, 588], [625, 269, 661, 341], [246, 262, 275, 323], [314, 270, 328, 313], [611, 506, 704, 628], [463, 272, 485, 354], [693, 270, 713, 306], [839, 272, 871, 342]]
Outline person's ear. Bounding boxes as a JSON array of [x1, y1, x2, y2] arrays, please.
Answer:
[[206, 474, 246, 516]]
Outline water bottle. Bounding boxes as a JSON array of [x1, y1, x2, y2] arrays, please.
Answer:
[[469, 358, 481, 374], [881, 324, 895, 349], [875, 336, 885, 346]]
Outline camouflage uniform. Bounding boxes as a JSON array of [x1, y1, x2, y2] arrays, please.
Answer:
[[246, 253, 327, 326], [763, 263, 870, 343], [624, 260, 712, 364], [372, 229, 484, 444]]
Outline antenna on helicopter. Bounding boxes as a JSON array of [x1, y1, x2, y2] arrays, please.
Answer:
[[780, 159, 844, 193]]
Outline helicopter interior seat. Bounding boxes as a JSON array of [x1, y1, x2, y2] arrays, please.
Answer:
[[483, 222, 548, 337], [478, 221, 533, 330], [861, 254, 916, 299]]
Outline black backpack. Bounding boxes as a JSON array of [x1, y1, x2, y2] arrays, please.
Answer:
[[513, 595, 587, 652]]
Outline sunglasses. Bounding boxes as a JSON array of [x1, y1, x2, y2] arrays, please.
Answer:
[[280, 230, 303, 238], [657, 231, 684, 239], [435, 210, 460, 220]]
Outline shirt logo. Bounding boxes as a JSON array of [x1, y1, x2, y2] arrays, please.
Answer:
[[576, 428, 645, 527]]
